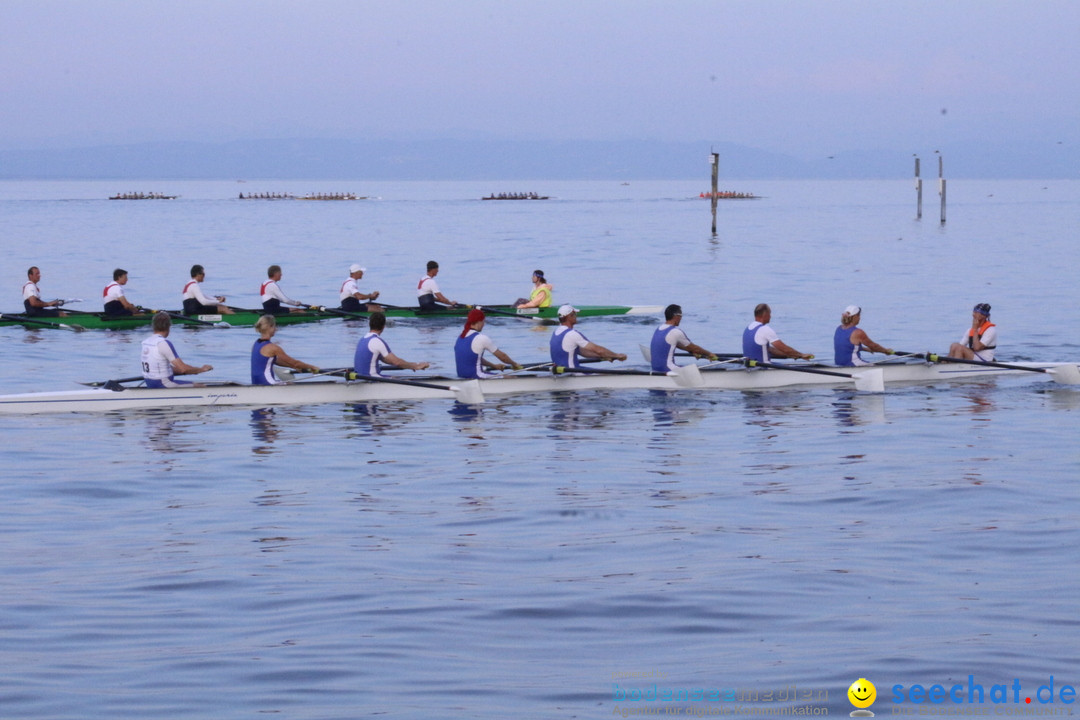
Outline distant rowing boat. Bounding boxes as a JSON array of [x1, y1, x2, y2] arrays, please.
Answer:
[[699, 191, 757, 199], [0, 304, 660, 330], [482, 193, 549, 200], [109, 193, 178, 200], [0, 360, 1075, 414]]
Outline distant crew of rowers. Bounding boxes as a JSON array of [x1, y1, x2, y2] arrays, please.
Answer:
[[297, 193, 361, 201], [699, 191, 756, 199], [109, 192, 176, 200], [484, 192, 546, 200]]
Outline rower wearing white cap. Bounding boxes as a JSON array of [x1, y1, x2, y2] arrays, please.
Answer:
[[833, 305, 893, 366], [261, 264, 306, 314], [550, 304, 627, 369], [948, 303, 997, 361], [340, 264, 381, 313]]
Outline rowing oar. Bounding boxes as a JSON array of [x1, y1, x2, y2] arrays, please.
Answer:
[[159, 310, 231, 328], [346, 373, 485, 404], [78, 376, 144, 388], [553, 364, 704, 388], [743, 359, 885, 392], [900, 352, 1080, 385], [276, 367, 351, 382], [292, 368, 486, 403], [305, 305, 370, 320], [638, 343, 738, 364], [1, 313, 85, 332]]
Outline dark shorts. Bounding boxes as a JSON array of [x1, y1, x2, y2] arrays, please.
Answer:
[[103, 300, 133, 316], [262, 299, 288, 315], [340, 297, 374, 313], [183, 299, 219, 315], [22, 304, 60, 317]]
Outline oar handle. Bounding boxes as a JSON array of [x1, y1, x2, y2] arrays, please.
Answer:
[[553, 366, 660, 377], [743, 359, 855, 379], [920, 353, 1050, 374]]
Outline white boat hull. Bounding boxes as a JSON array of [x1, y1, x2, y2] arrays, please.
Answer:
[[0, 362, 1072, 414]]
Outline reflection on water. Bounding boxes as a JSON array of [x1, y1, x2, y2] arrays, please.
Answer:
[[956, 382, 998, 415], [829, 392, 886, 427], [341, 401, 418, 436], [545, 390, 623, 434], [249, 408, 281, 455]]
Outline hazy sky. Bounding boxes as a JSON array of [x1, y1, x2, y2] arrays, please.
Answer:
[[2, 0, 1078, 158]]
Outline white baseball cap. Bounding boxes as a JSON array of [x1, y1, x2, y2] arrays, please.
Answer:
[[843, 305, 861, 317], [350, 264, 366, 274], [557, 304, 579, 318]]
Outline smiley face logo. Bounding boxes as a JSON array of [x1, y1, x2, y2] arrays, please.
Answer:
[[848, 678, 876, 709]]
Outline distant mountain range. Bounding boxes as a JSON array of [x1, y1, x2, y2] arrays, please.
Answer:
[[0, 138, 1076, 179]]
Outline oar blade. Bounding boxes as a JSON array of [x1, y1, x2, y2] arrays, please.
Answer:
[[452, 380, 485, 404], [639, 343, 652, 363], [1048, 364, 1080, 385], [670, 363, 704, 388], [853, 368, 885, 393]]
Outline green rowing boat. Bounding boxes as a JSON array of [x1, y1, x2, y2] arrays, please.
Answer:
[[0, 304, 660, 330]]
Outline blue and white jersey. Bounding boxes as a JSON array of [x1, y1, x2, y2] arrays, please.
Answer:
[[354, 332, 391, 377], [650, 324, 689, 372], [550, 326, 590, 369], [742, 322, 778, 362], [251, 339, 278, 385], [833, 325, 866, 366], [141, 334, 190, 388], [455, 330, 500, 379]]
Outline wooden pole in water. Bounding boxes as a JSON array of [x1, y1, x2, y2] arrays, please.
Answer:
[[914, 156, 922, 219], [710, 152, 719, 235], [937, 154, 946, 225]]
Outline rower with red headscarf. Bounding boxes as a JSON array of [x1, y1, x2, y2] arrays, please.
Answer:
[[454, 308, 521, 379]]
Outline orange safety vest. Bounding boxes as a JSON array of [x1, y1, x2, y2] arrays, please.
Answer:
[[965, 320, 996, 349]]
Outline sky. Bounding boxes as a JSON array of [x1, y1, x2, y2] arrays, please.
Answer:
[[2, 0, 1078, 159]]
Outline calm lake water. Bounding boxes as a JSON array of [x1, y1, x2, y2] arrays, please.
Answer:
[[1, 179, 1078, 718]]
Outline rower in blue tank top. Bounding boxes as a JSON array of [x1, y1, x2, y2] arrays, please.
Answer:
[[250, 315, 320, 385], [741, 303, 814, 362], [832, 305, 893, 366], [454, 309, 520, 379], [353, 312, 430, 378], [649, 304, 717, 372], [549, 305, 626, 369]]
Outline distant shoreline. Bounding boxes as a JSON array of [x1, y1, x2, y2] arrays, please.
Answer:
[[1, 138, 1076, 181]]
